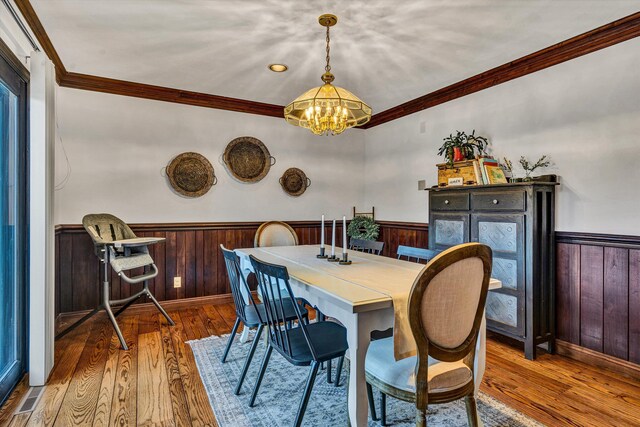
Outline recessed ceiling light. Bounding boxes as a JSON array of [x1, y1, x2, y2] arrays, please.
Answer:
[[268, 64, 288, 72]]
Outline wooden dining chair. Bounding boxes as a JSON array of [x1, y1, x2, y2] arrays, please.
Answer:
[[219, 245, 308, 396], [396, 245, 441, 263], [248, 255, 349, 427], [254, 221, 299, 247], [349, 237, 384, 255], [365, 243, 492, 426]]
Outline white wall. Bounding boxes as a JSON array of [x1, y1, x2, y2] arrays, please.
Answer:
[[54, 88, 365, 224], [363, 38, 640, 235]]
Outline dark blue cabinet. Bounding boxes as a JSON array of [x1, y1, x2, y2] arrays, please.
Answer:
[[428, 183, 557, 359]]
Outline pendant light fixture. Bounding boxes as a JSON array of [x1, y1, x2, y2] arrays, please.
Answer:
[[284, 14, 372, 136]]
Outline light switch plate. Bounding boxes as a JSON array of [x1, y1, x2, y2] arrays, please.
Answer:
[[173, 277, 182, 288]]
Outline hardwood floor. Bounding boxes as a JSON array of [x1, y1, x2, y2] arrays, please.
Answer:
[[1, 303, 640, 426]]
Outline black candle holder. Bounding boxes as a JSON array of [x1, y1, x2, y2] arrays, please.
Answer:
[[327, 253, 340, 262], [316, 247, 328, 259], [339, 252, 352, 265]]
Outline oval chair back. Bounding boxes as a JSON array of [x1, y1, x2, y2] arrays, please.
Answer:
[[248, 255, 315, 361], [407, 242, 492, 425], [409, 242, 492, 363], [254, 221, 299, 247], [220, 245, 258, 325]]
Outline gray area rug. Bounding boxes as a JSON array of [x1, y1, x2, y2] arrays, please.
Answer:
[[188, 332, 544, 427]]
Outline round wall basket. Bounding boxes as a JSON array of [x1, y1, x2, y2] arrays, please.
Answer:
[[279, 167, 311, 197], [166, 152, 216, 197], [223, 136, 275, 183]]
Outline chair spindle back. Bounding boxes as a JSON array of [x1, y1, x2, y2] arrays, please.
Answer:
[[249, 255, 316, 360], [220, 245, 257, 324], [349, 237, 384, 255], [396, 245, 441, 263]]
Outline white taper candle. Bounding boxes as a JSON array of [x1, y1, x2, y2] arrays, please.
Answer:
[[321, 214, 325, 248], [331, 219, 336, 257]]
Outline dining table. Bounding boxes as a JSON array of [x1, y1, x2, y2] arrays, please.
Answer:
[[234, 244, 501, 427]]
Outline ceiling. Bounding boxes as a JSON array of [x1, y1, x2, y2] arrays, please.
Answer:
[[31, 0, 640, 112]]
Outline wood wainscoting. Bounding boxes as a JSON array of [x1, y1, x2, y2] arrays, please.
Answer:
[[54, 220, 429, 317], [555, 232, 640, 371]]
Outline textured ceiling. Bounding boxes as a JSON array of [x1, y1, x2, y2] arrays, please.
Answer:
[[32, 0, 640, 112]]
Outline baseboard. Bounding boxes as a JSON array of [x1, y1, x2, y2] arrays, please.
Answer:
[[55, 293, 236, 332], [556, 340, 640, 381]]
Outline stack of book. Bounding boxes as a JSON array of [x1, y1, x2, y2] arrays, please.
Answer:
[[473, 158, 508, 185]]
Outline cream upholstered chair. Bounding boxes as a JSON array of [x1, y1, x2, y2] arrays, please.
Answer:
[[254, 221, 299, 247], [365, 243, 492, 426]]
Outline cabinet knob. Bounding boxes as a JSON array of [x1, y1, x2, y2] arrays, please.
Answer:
[[444, 200, 450, 205], [492, 199, 499, 205]]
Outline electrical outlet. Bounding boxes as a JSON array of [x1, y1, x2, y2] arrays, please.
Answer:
[[173, 277, 182, 288]]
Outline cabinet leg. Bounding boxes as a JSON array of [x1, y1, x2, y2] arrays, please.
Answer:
[[525, 339, 535, 360]]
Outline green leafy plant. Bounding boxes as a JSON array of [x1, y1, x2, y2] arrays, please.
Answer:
[[519, 155, 550, 180], [347, 216, 379, 241], [438, 130, 489, 166]]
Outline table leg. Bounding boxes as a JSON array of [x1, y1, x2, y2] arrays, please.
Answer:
[[345, 312, 373, 427], [474, 314, 487, 397], [239, 327, 250, 343]]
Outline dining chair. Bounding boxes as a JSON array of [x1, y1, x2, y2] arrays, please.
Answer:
[[248, 254, 349, 427], [219, 245, 309, 395], [349, 237, 384, 255], [396, 245, 441, 263], [365, 242, 492, 426], [254, 221, 299, 247]]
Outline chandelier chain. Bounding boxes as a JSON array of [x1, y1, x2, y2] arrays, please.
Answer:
[[325, 25, 331, 73]]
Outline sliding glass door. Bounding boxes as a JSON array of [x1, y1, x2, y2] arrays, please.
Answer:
[[0, 50, 27, 405]]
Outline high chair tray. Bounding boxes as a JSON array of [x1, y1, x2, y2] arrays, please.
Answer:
[[111, 237, 165, 248]]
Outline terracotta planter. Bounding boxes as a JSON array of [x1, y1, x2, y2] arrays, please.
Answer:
[[453, 147, 465, 162]]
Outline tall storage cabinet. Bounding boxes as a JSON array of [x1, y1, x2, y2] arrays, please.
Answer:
[[428, 182, 557, 359]]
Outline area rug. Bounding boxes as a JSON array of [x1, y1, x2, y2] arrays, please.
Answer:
[[188, 332, 543, 427]]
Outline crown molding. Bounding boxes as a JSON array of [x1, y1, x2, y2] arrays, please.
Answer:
[[12, 1, 640, 124], [59, 72, 285, 117], [364, 11, 640, 128]]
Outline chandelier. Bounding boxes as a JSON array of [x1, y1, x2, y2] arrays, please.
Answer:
[[284, 14, 372, 136]]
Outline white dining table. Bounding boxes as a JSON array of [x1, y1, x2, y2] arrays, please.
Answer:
[[235, 245, 501, 427]]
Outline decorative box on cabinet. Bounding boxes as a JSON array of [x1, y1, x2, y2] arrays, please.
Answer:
[[428, 182, 557, 359]]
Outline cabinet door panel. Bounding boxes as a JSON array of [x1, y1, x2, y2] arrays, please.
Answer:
[[430, 213, 469, 250], [486, 292, 519, 327], [478, 221, 518, 253], [472, 213, 525, 336]]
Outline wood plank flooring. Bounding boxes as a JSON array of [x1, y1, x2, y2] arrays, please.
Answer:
[[1, 303, 640, 426]]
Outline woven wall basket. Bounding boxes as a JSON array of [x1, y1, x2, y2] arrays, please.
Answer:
[[166, 152, 216, 197], [223, 136, 275, 183], [279, 167, 311, 197]]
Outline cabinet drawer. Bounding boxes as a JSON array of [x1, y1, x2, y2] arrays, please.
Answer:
[[431, 193, 469, 211], [472, 191, 525, 211]]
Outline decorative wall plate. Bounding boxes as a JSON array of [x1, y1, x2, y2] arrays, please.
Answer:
[[166, 152, 216, 197], [223, 136, 275, 183], [279, 167, 311, 197]]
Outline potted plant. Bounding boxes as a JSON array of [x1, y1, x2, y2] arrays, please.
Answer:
[[438, 130, 489, 166], [519, 155, 550, 181]]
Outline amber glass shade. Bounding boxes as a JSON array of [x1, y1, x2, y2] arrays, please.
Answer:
[[284, 83, 372, 136]]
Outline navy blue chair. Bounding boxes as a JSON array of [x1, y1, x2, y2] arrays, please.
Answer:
[[396, 245, 441, 263], [219, 245, 308, 396], [248, 255, 349, 427]]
